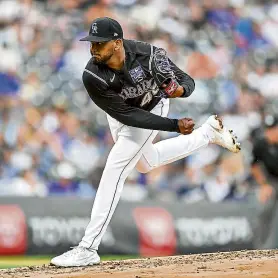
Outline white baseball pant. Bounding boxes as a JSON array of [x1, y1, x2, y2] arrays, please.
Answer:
[[79, 98, 209, 250]]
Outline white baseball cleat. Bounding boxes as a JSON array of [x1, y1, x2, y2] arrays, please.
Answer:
[[50, 246, 100, 267], [203, 115, 241, 153]]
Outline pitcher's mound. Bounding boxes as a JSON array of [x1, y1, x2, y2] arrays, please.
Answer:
[[1, 249, 278, 278]]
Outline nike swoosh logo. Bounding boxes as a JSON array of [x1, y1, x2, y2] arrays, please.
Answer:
[[110, 74, 115, 82]]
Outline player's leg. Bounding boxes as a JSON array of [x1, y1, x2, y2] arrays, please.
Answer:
[[78, 100, 167, 249], [78, 130, 159, 249], [136, 125, 209, 173], [50, 100, 168, 267], [136, 115, 240, 173]]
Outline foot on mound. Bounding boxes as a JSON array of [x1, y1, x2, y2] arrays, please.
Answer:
[[50, 246, 100, 267], [202, 115, 241, 153]]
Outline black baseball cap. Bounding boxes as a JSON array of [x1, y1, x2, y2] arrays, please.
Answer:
[[80, 17, 123, 42]]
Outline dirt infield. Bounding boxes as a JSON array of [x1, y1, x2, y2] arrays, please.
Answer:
[[1, 249, 278, 278]]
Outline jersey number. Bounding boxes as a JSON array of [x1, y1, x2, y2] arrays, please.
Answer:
[[140, 92, 153, 107]]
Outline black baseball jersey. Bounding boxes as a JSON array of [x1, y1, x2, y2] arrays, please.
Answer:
[[82, 39, 195, 132]]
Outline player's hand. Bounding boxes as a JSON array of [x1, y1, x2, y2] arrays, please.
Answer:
[[161, 83, 184, 98], [177, 118, 195, 134], [170, 85, 184, 98], [159, 78, 179, 98]]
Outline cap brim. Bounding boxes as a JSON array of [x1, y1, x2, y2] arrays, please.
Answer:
[[79, 35, 112, 42]]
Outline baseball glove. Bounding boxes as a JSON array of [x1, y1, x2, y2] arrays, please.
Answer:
[[151, 48, 179, 98]]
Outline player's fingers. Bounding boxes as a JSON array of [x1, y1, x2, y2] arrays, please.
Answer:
[[188, 121, 195, 128], [181, 126, 194, 135], [186, 119, 194, 125], [178, 119, 195, 134], [185, 121, 195, 130], [183, 130, 193, 135], [187, 127, 194, 133]]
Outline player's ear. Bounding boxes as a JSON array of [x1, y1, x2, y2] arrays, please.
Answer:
[[114, 39, 122, 51]]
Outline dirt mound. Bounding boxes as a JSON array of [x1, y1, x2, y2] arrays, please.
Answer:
[[1, 249, 278, 278]]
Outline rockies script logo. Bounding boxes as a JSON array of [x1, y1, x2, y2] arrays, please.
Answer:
[[91, 23, 98, 34], [119, 78, 159, 107], [120, 79, 158, 100]]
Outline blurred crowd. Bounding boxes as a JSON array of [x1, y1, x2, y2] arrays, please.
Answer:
[[0, 0, 278, 203]]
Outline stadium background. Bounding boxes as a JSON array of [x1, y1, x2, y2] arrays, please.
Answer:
[[0, 0, 278, 269]]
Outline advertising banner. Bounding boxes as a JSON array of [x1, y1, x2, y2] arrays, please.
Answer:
[[0, 197, 276, 256]]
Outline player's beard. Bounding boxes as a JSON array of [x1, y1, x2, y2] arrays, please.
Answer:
[[92, 49, 114, 66]]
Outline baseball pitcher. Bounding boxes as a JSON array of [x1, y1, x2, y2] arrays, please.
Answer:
[[51, 17, 240, 267]]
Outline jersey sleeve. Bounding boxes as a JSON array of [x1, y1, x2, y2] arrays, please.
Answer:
[[150, 46, 195, 98], [82, 70, 179, 132], [169, 59, 195, 98]]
